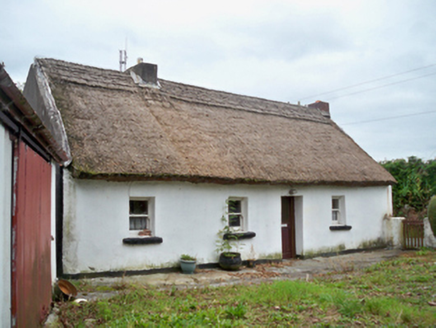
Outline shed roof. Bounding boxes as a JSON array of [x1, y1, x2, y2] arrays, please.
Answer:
[[29, 58, 395, 186]]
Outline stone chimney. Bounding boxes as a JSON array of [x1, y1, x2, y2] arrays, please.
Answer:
[[128, 62, 159, 88], [307, 100, 330, 118]]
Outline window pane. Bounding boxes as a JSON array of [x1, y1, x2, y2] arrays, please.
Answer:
[[130, 200, 148, 215], [229, 200, 241, 214], [332, 211, 339, 222], [130, 216, 147, 230], [332, 198, 339, 209], [229, 215, 241, 227]]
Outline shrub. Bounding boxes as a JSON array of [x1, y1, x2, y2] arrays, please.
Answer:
[[428, 196, 436, 236], [380, 157, 436, 216]]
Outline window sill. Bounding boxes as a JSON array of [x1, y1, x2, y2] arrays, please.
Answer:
[[123, 237, 163, 245], [223, 231, 256, 240], [329, 225, 352, 231]]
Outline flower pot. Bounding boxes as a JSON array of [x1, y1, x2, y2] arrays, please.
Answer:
[[53, 279, 78, 301], [180, 259, 196, 274], [219, 252, 242, 271]]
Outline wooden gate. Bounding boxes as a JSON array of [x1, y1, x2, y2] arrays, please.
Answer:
[[11, 140, 52, 327], [402, 219, 424, 249]]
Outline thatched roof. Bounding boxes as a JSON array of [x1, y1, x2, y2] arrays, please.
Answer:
[[0, 63, 69, 163], [29, 58, 395, 186]]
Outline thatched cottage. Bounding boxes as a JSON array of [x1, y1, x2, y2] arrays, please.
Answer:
[[23, 58, 395, 276]]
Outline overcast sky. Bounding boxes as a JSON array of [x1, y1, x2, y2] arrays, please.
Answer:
[[2, 0, 435, 161]]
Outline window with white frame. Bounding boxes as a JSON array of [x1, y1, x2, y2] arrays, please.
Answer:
[[129, 198, 154, 235], [332, 196, 345, 225], [228, 198, 246, 231]]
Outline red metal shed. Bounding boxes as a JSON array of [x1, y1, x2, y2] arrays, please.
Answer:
[[0, 64, 69, 327]]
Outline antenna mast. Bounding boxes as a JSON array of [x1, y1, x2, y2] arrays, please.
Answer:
[[119, 39, 128, 72], [119, 50, 127, 72]]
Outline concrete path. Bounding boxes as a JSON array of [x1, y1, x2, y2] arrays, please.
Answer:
[[76, 249, 403, 301]]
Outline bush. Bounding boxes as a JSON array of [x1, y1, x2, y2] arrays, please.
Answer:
[[380, 157, 436, 216], [428, 196, 436, 236]]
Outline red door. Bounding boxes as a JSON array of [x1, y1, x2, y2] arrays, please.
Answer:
[[11, 140, 52, 327], [281, 197, 296, 259]]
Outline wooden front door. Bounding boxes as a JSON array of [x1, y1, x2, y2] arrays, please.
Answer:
[[281, 197, 296, 259]]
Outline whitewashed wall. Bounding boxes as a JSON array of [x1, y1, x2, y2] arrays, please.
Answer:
[[0, 125, 12, 327], [383, 217, 404, 249], [63, 171, 392, 274], [299, 185, 392, 256]]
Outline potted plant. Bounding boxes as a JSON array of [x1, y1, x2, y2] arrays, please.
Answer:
[[216, 215, 243, 270], [180, 254, 197, 274]]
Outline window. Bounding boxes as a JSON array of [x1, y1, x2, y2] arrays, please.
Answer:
[[129, 198, 154, 235], [123, 198, 162, 244], [228, 198, 246, 230], [332, 196, 345, 225]]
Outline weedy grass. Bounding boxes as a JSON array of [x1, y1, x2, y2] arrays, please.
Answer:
[[57, 249, 436, 327]]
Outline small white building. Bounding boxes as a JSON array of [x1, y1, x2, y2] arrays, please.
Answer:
[[24, 58, 395, 277]]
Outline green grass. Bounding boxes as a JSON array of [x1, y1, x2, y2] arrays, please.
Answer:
[[56, 250, 436, 327]]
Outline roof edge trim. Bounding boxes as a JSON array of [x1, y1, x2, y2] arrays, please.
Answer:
[[0, 64, 69, 163], [69, 168, 396, 186], [24, 59, 72, 166]]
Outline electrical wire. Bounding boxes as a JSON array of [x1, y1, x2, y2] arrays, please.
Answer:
[[340, 110, 436, 126], [299, 63, 436, 101], [426, 149, 436, 160], [326, 71, 436, 101]]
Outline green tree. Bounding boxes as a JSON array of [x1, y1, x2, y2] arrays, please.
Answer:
[[380, 156, 436, 216]]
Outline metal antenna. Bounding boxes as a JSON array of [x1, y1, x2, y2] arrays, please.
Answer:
[[119, 38, 128, 72]]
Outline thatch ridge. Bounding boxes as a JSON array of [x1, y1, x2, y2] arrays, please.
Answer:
[[159, 80, 328, 125], [37, 58, 135, 92], [34, 58, 395, 186], [37, 58, 327, 124]]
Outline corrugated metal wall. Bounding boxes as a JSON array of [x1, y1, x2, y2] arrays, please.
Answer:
[[11, 140, 52, 327]]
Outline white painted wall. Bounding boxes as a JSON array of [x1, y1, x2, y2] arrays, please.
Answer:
[[298, 185, 391, 255], [63, 172, 283, 274], [63, 171, 392, 274], [383, 217, 404, 249], [0, 124, 12, 327], [294, 196, 303, 255]]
